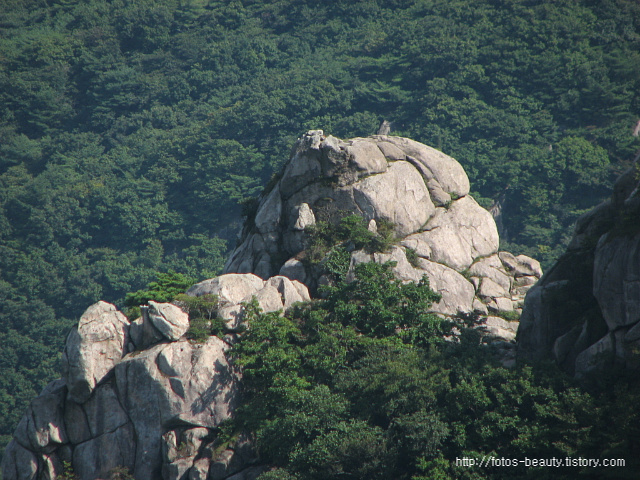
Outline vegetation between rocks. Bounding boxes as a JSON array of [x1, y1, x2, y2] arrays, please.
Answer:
[[304, 214, 396, 265], [174, 293, 227, 341]]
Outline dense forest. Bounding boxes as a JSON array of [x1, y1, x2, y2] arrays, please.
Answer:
[[230, 261, 639, 479], [1, 0, 640, 470]]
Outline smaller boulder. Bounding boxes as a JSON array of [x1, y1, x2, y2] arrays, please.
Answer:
[[373, 246, 423, 283], [251, 285, 284, 313], [478, 277, 510, 300], [279, 258, 308, 285], [147, 301, 189, 341], [376, 141, 406, 162], [292, 203, 316, 231], [482, 316, 518, 342], [487, 297, 515, 313], [265, 276, 311, 309], [469, 254, 512, 291], [129, 313, 164, 351], [498, 252, 542, 278], [416, 259, 475, 315], [472, 298, 489, 315], [346, 139, 388, 176]]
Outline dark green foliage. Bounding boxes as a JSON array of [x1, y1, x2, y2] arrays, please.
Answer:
[[186, 315, 216, 342], [58, 461, 78, 480], [321, 262, 445, 341], [124, 272, 197, 307], [232, 262, 637, 480], [232, 262, 449, 479], [257, 469, 298, 480], [404, 246, 420, 268], [107, 466, 135, 480], [321, 246, 351, 282], [493, 309, 521, 322], [123, 271, 196, 319], [288, 419, 391, 480]]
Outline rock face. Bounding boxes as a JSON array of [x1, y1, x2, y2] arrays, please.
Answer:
[[3, 131, 538, 479], [518, 160, 640, 382], [225, 130, 540, 327]]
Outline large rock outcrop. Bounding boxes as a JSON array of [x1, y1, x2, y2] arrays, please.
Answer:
[[3, 131, 538, 479], [2, 274, 309, 480], [518, 160, 640, 382], [225, 130, 540, 325]]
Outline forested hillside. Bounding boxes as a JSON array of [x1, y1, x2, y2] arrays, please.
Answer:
[[1, 0, 639, 458]]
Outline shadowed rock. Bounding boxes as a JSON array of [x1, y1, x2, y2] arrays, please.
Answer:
[[519, 157, 640, 382]]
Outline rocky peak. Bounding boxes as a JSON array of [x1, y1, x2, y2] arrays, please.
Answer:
[[226, 130, 541, 335]]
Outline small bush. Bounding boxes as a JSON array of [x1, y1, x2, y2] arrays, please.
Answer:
[[108, 466, 135, 480], [404, 246, 420, 268], [174, 294, 226, 341], [58, 462, 78, 480], [257, 468, 298, 480], [304, 214, 397, 269], [186, 317, 217, 342], [124, 271, 197, 319], [323, 246, 351, 281], [494, 309, 521, 322], [174, 293, 219, 320], [373, 217, 396, 248]]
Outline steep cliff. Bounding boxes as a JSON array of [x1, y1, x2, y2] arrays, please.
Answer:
[[2, 132, 540, 479], [518, 160, 640, 383]]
